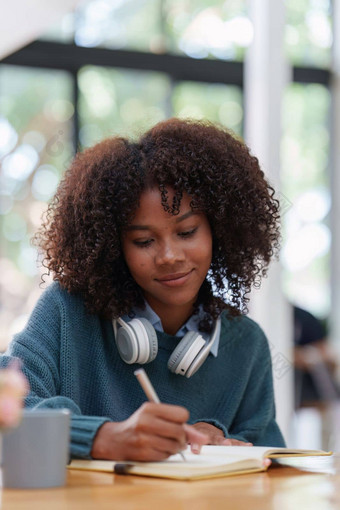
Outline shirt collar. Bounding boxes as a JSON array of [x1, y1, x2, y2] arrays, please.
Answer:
[[123, 301, 220, 357]]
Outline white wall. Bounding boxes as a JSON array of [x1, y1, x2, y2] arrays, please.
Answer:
[[0, 0, 82, 59]]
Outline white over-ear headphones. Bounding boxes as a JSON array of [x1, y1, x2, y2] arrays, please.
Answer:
[[112, 316, 221, 378]]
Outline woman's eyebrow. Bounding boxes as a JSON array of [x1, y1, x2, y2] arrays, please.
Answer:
[[125, 211, 197, 231], [125, 225, 150, 231], [175, 211, 196, 223]]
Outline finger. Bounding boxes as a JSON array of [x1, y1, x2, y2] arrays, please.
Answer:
[[137, 416, 187, 447], [190, 444, 202, 454], [214, 435, 230, 445], [184, 424, 209, 444], [190, 433, 225, 453], [184, 424, 209, 454], [125, 444, 172, 462], [221, 438, 253, 446], [140, 402, 189, 424], [126, 434, 186, 461], [152, 435, 187, 457]]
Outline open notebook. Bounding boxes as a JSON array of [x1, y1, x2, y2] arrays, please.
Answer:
[[68, 445, 332, 481]]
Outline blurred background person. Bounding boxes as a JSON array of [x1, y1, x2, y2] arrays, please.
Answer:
[[294, 305, 339, 408]]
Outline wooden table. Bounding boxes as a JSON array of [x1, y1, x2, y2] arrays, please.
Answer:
[[3, 455, 340, 510]]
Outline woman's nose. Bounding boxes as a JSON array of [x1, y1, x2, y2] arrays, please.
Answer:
[[155, 241, 185, 265]]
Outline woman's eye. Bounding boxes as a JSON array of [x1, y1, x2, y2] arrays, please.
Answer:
[[178, 227, 198, 238], [133, 239, 153, 247]]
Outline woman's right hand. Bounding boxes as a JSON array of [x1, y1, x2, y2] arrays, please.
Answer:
[[91, 402, 208, 461]]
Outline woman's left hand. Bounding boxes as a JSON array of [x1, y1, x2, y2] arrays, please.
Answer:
[[189, 422, 253, 453]]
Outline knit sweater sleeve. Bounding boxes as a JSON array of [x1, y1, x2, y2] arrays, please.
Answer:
[[0, 285, 110, 459]]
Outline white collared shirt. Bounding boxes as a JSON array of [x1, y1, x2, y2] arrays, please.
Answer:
[[123, 301, 221, 357]]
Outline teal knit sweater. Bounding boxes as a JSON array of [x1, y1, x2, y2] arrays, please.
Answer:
[[1, 283, 285, 457]]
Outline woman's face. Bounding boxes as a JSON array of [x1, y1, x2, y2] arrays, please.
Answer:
[[122, 188, 212, 331]]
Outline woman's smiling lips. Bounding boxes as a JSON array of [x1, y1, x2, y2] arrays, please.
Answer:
[[155, 270, 194, 287]]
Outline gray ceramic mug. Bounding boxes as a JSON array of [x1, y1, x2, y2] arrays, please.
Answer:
[[2, 409, 70, 489]]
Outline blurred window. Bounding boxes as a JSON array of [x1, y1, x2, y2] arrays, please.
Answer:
[[285, 0, 332, 68], [172, 81, 243, 134], [78, 66, 171, 146], [75, 0, 163, 52], [164, 0, 250, 60], [281, 83, 331, 317], [39, 0, 251, 59], [0, 65, 74, 350]]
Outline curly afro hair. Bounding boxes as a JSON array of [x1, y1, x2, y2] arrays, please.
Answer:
[[35, 118, 280, 329]]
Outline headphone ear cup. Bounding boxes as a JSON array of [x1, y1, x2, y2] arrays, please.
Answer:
[[115, 318, 158, 364], [115, 323, 139, 364], [135, 318, 158, 363], [168, 332, 205, 377]]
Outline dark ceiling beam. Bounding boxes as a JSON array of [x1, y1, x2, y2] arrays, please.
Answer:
[[292, 66, 330, 86], [2, 40, 243, 86], [2, 40, 331, 87]]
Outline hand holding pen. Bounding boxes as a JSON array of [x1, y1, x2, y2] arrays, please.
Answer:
[[134, 368, 208, 461], [134, 368, 187, 461], [91, 369, 208, 462]]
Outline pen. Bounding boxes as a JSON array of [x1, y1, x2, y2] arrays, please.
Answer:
[[134, 368, 187, 462]]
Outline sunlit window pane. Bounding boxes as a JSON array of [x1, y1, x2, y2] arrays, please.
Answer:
[[285, 0, 332, 67], [0, 65, 74, 350], [165, 0, 250, 61], [172, 81, 243, 134], [281, 83, 331, 317], [78, 66, 171, 145], [75, 0, 163, 52]]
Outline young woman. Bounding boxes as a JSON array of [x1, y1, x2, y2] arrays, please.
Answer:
[[1, 118, 285, 460]]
